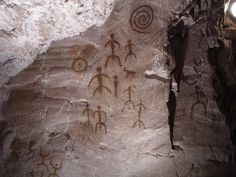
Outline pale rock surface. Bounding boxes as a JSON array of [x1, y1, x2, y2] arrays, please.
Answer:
[[1, 0, 178, 177], [0, 0, 116, 85], [0, 0, 235, 177]]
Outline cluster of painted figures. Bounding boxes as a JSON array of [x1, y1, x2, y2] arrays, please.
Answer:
[[72, 34, 147, 135], [70, 4, 157, 134], [24, 4, 156, 177], [27, 148, 62, 177]]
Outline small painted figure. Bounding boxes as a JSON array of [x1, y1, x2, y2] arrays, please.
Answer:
[[122, 85, 136, 112], [72, 57, 88, 72], [189, 85, 207, 119], [113, 75, 119, 97], [104, 34, 122, 67], [133, 99, 146, 129], [88, 67, 111, 96], [125, 40, 137, 62], [39, 148, 50, 166], [82, 103, 94, 133], [94, 106, 107, 134], [48, 158, 63, 177]]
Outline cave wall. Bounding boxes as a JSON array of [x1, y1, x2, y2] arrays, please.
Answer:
[[167, 0, 236, 176], [172, 22, 234, 176], [0, 0, 116, 86], [0, 0, 236, 177], [208, 29, 236, 162], [0, 0, 179, 177]]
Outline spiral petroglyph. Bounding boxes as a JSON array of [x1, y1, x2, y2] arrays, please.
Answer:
[[130, 5, 154, 33]]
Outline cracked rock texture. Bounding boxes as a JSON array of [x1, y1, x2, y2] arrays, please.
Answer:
[[0, 0, 115, 86], [1, 0, 178, 177], [0, 0, 236, 177], [172, 22, 234, 177]]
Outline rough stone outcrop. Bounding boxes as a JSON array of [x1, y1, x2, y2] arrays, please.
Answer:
[[0, 0, 116, 85], [1, 0, 178, 177], [1, 0, 236, 177], [167, 0, 236, 176]]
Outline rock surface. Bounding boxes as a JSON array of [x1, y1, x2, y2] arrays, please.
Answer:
[[1, 0, 236, 177], [0, 0, 116, 85], [1, 0, 178, 177], [172, 21, 234, 177]]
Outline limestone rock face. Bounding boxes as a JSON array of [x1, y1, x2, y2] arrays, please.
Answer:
[[171, 22, 234, 176], [1, 0, 235, 177], [1, 1, 177, 177], [0, 0, 116, 85]]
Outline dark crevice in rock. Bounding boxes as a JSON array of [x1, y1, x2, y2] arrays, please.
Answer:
[[168, 19, 189, 92], [208, 38, 236, 160], [167, 80, 176, 149], [166, 0, 225, 152], [205, 0, 236, 162], [167, 16, 189, 149], [166, 0, 211, 150]]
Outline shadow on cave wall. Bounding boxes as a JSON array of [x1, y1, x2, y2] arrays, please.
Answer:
[[167, 0, 236, 167], [167, 16, 189, 149], [208, 35, 236, 157]]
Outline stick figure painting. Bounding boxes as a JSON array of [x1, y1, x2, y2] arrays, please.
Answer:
[[88, 67, 111, 96], [1, 2, 183, 177]]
